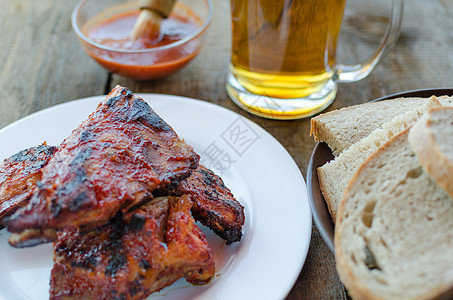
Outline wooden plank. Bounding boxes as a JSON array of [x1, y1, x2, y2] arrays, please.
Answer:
[[0, 0, 108, 129], [333, 0, 453, 113]]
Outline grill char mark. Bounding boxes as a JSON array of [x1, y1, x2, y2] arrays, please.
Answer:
[[6, 86, 200, 246], [50, 196, 215, 299], [176, 165, 245, 244], [0, 144, 56, 228]]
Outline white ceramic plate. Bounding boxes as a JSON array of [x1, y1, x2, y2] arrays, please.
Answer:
[[0, 94, 311, 300]]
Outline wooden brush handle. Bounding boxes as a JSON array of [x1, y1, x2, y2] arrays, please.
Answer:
[[139, 0, 177, 18]]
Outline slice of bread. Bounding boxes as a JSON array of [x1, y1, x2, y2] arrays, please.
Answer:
[[335, 128, 453, 300], [438, 96, 453, 106], [317, 96, 442, 222], [409, 106, 453, 198], [310, 97, 431, 156]]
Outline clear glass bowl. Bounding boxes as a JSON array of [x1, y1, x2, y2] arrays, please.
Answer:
[[71, 0, 213, 80]]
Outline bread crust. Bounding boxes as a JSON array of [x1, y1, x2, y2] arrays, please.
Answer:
[[317, 167, 337, 222], [310, 97, 431, 156], [408, 107, 453, 198]]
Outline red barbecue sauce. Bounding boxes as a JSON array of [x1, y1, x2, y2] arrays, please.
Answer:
[[85, 11, 201, 79]]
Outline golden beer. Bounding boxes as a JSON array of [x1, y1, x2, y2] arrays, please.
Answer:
[[228, 0, 347, 118], [230, 0, 346, 98]]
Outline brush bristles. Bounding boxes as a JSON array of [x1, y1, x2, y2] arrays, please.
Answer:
[[130, 9, 163, 41]]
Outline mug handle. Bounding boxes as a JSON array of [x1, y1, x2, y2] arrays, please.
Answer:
[[336, 0, 404, 83]]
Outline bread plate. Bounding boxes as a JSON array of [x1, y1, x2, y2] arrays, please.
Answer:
[[307, 88, 453, 253]]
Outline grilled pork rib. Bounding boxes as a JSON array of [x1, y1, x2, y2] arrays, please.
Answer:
[[176, 165, 245, 244], [50, 195, 215, 300], [7, 86, 199, 247], [0, 144, 56, 229], [2, 147, 244, 244]]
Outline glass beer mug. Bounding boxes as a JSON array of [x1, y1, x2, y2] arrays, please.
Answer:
[[227, 0, 404, 119]]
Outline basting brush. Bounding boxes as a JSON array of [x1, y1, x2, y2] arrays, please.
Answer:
[[130, 0, 177, 42]]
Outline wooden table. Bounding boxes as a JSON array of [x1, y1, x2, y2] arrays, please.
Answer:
[[0, 0, 452, 298]]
